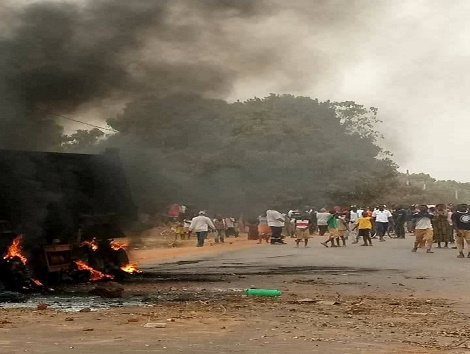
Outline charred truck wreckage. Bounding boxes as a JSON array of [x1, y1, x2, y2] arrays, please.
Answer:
[[0, 148, 141, 297]]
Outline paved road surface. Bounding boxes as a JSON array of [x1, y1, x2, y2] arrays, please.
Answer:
[[143, 235, 470, 302]]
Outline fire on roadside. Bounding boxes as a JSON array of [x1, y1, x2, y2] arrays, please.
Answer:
[[120, 262, 142, 274], [4, 235, 44, 286], [80, 238, 99, 251], [109, 240, 143, 274], [110, 240, 128, 251], [3, 235, 28, 264], [74, 260, 114, 281]]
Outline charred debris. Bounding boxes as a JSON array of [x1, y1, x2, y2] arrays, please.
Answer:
[[0, 148, 142, 298]]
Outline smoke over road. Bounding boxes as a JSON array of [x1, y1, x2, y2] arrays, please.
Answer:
[[4, 0, 468, 217]]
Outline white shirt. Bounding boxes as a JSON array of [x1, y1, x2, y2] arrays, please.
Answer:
[[356, 209, 364, 218], [224, 218, 235, 228], [349, 211, 358, 222], [189, 215, 215, 232], [258, 215, 268, 225], [415, 216, 432, 229], [266, 210, 285, 227], [316, 212, 330, 226], [372, 209, 392, 223]]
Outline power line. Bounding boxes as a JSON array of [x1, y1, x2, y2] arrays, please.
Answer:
[[50, 113, 119, 133]]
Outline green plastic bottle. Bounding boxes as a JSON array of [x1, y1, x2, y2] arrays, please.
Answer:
[[245, 288, 281, 297]]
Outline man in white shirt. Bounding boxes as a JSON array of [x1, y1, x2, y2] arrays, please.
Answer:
[[316, 208, 330, 236], [412, 205, 434, 253], [266, 208, 286, 244], [372, 205, 392, 242], [356, 207, 364, 218], [224, 217, 236, 237], [189, 211, 216, 247], [348, 206, 359, 240]]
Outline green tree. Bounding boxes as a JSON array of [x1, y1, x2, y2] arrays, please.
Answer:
[[104, 94, 398, 215]]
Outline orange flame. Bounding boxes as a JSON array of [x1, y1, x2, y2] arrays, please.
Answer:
[[3, 237, 44, 287], [3, 235, 28, 264], [74, 260, 114, 281], [110, 240, 128, 251], [80, 239, 99, 251], [120, 262, 142, 274]]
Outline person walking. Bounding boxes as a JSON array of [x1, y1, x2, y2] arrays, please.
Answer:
[[308, 208, 318, 235], [266, 208, 286, 244], [372, 205, 393, 242], [183, 217, 192, 239], [213, 215, 226, 244], [316, 208, 330, 236], [411, 205, 434, 253], [447, 205, 455, 244], [172, 220, 185, 240], [352, 211, 373, 246], [189, 211, 216, 247], [406, 206, 415, 233], [393, 206, 407, 239], [451, 204, 470, 258], [433, 204, 452, 248], [294, 214, 310, 248], [257, 212, 271, 244], [283, 214, 295, 238], [336, 213, 348, 246], [224, 217, 236, 237], [321, 211, 339, 248], [348, 206, 359, 240]]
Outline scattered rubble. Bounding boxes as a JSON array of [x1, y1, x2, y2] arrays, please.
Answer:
[[37, 303, 49, 310], [89, 282, 125, 298]]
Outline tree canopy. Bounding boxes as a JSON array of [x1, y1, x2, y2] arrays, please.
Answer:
[[59, 93, 470, 215], [95, 94, 396, 214]]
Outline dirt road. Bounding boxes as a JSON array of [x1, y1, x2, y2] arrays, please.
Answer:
[[2, 235, 470, 353], [131, 234, 260, 264]]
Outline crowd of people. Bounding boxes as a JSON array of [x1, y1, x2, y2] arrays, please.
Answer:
[[170, 211, 241, 247], [167, 202, 470, 258], [263, 204, 470, 257]]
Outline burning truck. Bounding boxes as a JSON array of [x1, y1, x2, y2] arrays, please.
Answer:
[[0, 148, 141, 292]]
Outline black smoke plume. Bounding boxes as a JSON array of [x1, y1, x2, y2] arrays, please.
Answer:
[[0, 0, 281, 150], [0, 1, 395, 228], [0, 0, 387, 151]]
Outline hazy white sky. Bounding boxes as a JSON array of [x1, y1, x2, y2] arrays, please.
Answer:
[[230, 0, 470, 182], [8, 0, 470, 182]]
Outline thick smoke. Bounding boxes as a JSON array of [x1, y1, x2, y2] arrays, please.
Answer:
[[0, 0, 398, 227], [0, 0, 272, 150], [0, 0, 389, 151]]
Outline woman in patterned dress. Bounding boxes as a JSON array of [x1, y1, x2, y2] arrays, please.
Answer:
[[433, 204, 452, 248]]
